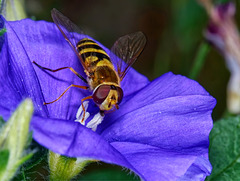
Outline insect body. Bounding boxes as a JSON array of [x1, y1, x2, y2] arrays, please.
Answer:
[[77, 38, 123, 111], [33, 8, 146, 123]]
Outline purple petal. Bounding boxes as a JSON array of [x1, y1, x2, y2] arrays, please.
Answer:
[[105, 95, 214, 179], [30, 115, 146, 179], [99, 74, 215, 179], [102, 95, 215, 149], [0, 20, 48, 118], [179, 155, 211, 180], [111, 142, 208, 180]]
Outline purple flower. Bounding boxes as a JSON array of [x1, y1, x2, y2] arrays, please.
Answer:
[[0, 16, 216, 180]]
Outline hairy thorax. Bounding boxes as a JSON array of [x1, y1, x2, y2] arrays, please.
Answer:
[[88, 65, 120, 90]]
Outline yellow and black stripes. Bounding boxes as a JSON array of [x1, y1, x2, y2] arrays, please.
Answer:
[[76, 38, 120, 89], [77, 38, 111, 67]]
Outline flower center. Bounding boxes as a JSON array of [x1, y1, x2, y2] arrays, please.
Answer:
[[75, 101, 104, 131]]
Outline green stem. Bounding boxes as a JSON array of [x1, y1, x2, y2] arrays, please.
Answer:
[[189, 42, 210, 80]]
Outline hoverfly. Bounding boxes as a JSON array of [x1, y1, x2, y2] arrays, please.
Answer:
[[33, 8, 146, 124]]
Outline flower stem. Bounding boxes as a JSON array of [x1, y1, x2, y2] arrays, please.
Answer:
[[189, 42, 210, 80]]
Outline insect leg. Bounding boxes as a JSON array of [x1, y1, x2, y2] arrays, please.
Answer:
[[80, 95, 93, 123], [44, 84, 88, 105], [33, 61, 87, 83]]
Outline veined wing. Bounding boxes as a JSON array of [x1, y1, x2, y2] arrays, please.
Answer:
[[110, 31, 147, 81], [51, 8, 88, 71]]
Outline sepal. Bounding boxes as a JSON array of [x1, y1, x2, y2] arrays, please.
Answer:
[[49, 151, 93, 181]]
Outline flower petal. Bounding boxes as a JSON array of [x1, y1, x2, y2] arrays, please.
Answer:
[[98, 72, 214, 132], [102, 95, 215, 148], [0, 18, 48, 118], [179, 155, 211, 180], [30, 115, 147, 179], [111, 142, 210, 181], [99, 74, 215, 179]]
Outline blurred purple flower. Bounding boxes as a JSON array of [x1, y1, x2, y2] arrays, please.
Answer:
[[0, 16, 216, 180], [201, 1, 240, 114]]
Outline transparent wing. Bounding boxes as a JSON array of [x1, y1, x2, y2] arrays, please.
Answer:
[[110, 31, 147, 81], [51, 8, 88, 70]]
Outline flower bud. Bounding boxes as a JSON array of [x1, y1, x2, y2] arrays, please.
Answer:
[[0, 0, 27, 21], [0, 99, 33, 180]]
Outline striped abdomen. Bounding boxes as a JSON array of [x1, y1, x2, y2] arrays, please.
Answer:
[[77, 38, 120, 90]]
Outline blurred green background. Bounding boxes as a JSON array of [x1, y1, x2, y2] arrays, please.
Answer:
[[20, 0, 236, 179]]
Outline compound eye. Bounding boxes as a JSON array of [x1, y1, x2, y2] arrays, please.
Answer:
[[93, 85, 111, 104], [117, 87, 123, 104]]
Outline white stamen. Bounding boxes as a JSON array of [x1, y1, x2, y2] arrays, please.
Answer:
[[86, 112, 104, 131], [75, 101, 105, 131], [75, 101, 90, 125]]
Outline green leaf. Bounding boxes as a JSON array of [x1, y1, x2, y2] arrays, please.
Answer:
[[0, 150, 9, 174], [80, 162, 140, 180], [13, 144, 48, 181], [23, 144, 47, 171], [207, 116, 240, 180], [0, 28, 6, 37], [0, 117, 5, 128], [0, 27, 6, 37], [16, 153, 34, 169], [21, 167, 27, 181]]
